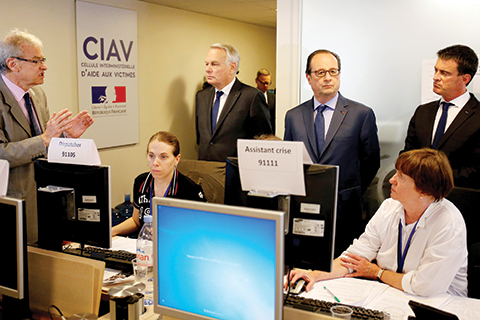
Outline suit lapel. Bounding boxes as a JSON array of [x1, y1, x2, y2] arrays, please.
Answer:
[[302, 98, 318, 160], [438, 94, 478, 148], [0, 77, 32, 136], [213, 79, 241, 135], [322, 94, 348, 157], [203, 87, 215, 137]]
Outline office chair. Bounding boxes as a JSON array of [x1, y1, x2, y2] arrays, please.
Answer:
[[177, 159, 226, 204], [446, 187, 480, 299]]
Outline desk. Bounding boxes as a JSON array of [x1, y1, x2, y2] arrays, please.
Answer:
[[98, 277, 479, 320]]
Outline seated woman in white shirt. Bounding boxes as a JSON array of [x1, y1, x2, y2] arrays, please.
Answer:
[[286, 148, 467, 297]]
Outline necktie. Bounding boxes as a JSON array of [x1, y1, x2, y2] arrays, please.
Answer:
[[431, 102, 453, 149], [24, 92, 42, 136], [211, 91, 224, 133], [314, 104, 327, 160]]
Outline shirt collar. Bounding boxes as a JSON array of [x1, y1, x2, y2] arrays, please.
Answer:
[[313, 92, 339, 111], [440, 90, 470, 109], [398, 199, 444, 228], [1, 74, 28, 103], [216, 77, 236, 97]]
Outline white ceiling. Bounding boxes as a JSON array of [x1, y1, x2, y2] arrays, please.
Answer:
[[139, 0, 277, 28]]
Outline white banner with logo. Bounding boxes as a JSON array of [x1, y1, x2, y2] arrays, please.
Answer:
[[76, 1, 139, 148]]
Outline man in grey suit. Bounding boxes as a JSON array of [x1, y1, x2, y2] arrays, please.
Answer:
[[284, 49, 380, 255], [255, 68, 276, 132], [403, 45, 480, 189], [196, 43, 272, 162], [0, 29, 93, 243]]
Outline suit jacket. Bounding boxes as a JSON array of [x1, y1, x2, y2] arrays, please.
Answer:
[[284, 93, 380, 195], [266, 90, 276, 132], [196, 78, 272, 161], [0, 76, 49, 243], [403, 93, 480, 189], [284, 93, 380, 254]]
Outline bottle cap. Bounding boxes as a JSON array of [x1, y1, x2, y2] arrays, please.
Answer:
[[144, 215, 153, 223], [125, 193, 131, 202]]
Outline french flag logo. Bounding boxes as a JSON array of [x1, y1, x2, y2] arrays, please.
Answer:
[[91, 86, 126, 103], [112, 86, 126, 103]]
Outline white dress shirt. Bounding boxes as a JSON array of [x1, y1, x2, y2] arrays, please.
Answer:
[[214, 77, 236, 123], [344, 198, 468, 297], [431, 90, 471, 144]]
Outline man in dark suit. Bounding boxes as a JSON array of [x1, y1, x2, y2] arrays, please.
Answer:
[[255, 68, 276, 132], [196, 43, 272, 162], [403, 45, 480, 190], [284, 49, 380, 255], [0, 29, 93, 243]]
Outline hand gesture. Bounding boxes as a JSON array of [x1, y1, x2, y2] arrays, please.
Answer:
[[41, 109, 73, 146], [64, 111, 94, 138]]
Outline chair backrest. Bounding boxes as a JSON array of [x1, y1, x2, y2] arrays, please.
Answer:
[[177, 159, 226, 204], [446, 187, 480, 299]]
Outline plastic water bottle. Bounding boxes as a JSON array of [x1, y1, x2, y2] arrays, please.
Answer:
[[136, 214, 153, 270], [115, 193, 134, 219]]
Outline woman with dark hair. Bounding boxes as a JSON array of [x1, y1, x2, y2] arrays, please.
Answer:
[[112, 131, 206, 236], [286, 148, 467, 297]]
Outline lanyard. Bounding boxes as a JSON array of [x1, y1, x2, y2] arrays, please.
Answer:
[[397, 218, 420, 273], [148, 177, 172, 214]]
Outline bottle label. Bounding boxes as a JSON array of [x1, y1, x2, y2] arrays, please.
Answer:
[[137, 244, 153, 267]]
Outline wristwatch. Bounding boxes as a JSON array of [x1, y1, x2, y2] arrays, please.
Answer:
[[377, 268, 385, 281]]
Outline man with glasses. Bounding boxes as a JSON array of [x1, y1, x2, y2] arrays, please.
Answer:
[[403, 44, 480, 189], [284, 49, 380, 255], [0, 29, 93, 243], [255, 68, 276, 132]]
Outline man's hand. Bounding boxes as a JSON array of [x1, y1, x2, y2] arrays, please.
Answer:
[[41, 109, 73, 147], [64, 111, 94, 138]]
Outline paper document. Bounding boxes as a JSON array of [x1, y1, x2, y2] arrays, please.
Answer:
[[111, 236, 137, 253]]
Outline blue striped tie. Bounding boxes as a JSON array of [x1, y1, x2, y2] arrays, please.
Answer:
[[314, 104, 327, 160]]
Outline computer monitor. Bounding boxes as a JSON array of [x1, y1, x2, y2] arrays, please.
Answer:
[[152, 198, 284, 320], [34, 159, 112, 251], [0, 196, 31, 320], [225, 157, 338, 272]]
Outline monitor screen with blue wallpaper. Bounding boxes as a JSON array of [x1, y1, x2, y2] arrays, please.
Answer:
[[153, 198, 284, 320]]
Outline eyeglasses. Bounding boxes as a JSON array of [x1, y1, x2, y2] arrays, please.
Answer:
[[256, 78, 271, 86], [14, 57, 47, 65], [311, 68, 340, 78]]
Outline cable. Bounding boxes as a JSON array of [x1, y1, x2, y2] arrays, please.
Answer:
[[48, 305, 66, 320], [284, 267, 292, 305]]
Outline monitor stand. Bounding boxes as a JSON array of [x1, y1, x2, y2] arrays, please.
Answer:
[[246, 190, 290, 235]]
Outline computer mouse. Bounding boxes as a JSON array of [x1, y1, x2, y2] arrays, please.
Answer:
[[290, 279, 306, 295]]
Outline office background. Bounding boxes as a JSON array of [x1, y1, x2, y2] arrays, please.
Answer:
[[0, 0, 276, 206], [277, 0, 480, 180], [3, 0, 480, 206]]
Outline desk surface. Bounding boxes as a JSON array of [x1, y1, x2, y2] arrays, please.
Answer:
[[99, 238, 480, 320], [98, 285, 480, 320]]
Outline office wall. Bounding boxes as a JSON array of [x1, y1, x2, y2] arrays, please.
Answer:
[[277, 0, 480, 172], [0, 0, 276, 205]]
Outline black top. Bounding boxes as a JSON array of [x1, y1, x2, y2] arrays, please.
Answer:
[[133, 170, 206, 225]]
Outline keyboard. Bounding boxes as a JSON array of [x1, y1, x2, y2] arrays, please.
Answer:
[[284, 294, 384, 320], [63, 246, 135, 273]]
